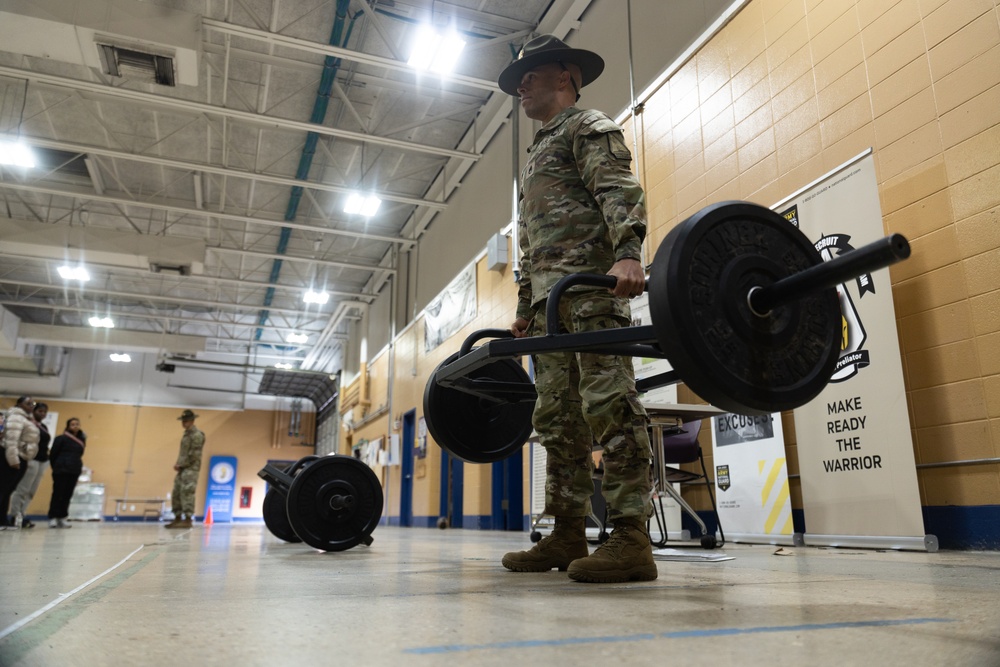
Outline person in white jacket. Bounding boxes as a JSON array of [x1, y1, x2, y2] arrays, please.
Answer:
[[1, 396, 40, 531]]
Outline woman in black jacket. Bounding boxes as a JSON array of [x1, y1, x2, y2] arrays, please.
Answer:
[[47, 417, 86, 528]]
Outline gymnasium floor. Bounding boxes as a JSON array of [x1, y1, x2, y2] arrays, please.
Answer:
[[1, 522, 998, 666]]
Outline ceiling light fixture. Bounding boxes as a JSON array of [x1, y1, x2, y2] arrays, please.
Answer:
[[89, 316, 114, 328], [109, 353, 131, 362], [0, 139, 35, 168], [274, 362, 293, 370], [287, 332, 308, 344], [407, 25, 466, 74], [57, 265, 90, 281], [343, 193, 382, 217], [303, 290, 329, 305]]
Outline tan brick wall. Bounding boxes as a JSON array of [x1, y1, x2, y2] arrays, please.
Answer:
[[630, 0, 1000, 509]]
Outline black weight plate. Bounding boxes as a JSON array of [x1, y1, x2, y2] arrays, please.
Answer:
[[648, 201, 841, 415], [286, 455, 383, 552], [423, 352, 534, 463], [288, 455, 319, 476], [262, 488, 301, 543]]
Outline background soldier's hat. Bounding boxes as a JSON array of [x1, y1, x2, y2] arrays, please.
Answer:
[[178, 409, 199, 421], [497, 34, 605, 96]]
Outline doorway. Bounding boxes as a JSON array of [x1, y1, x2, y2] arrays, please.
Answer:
[[438, 451, 464, 528], [400, 410, 415, 527], [491, 449, 524, 530]]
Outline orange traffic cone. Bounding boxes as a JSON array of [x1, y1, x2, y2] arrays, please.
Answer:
[[204, 505, 214, 525]]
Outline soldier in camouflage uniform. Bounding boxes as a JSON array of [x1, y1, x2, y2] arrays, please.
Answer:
[[166, 409, 205, 529], [498, 35, 657, 583]]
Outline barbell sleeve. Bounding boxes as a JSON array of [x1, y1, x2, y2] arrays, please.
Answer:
[[748, 233, 910, 315]]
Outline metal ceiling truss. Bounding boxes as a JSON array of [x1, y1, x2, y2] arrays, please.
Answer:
[[0, 0, 579, 378], [0, 179, 417, 248], [0, 65, 481, 162], [0, 300, 336, 342]]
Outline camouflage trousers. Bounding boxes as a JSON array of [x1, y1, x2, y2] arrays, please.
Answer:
[[171, 467, 199, 516], [532, 289, 652, 522]]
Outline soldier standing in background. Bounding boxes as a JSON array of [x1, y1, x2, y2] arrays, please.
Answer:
[[497, 35, 656, 583], [165, 409, 205, 529]]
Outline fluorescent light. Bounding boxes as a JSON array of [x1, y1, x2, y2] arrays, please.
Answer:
[[0, 140, 35, 168], [89, 316, 114, 328], [408, 26, 466, 74], [407, 25, 437, 71], [343, 193, 382, 217], [109, 353, 131, 362], [274, 362, 293, 370], [303, 290, 329, 305], [57, 265, 90, 281], [287, 332, 308, 344], [431, 33, 467, 74]]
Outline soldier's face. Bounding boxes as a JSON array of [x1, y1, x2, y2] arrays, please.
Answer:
[[517, 64, 563, 121], [182, 419, 194, 429]]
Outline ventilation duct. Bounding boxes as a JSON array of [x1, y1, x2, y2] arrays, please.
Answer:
[[0, 218, 205, 275], [0, 0, 200, 87], [97, 43, 176, 86]]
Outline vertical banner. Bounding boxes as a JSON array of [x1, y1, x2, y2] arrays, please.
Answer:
[[711, 413, 795, 544], [774, 151, 931, 550], [205, 456, 238, 523]]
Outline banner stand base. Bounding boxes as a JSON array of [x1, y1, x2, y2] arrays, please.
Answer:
[[722, 532, 799, 547], [803, 533, 939, 552]]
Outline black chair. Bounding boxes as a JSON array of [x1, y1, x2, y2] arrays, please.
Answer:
[[649, 420, 725, 549]]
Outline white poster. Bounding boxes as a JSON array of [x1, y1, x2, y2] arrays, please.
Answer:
[[711, 413, 795, 545], [424, 264, 477, 352], [630, 292, 678, 404], [774, 151, 930, 550]]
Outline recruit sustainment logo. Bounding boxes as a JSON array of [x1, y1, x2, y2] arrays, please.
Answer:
[[780, 205, 874, 384]]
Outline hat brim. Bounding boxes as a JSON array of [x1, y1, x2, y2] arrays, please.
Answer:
[[498, 47, 605, 96]]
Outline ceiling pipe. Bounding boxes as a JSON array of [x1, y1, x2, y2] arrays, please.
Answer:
[[301, 299, 368, 370], [255, 0, 355, 343]]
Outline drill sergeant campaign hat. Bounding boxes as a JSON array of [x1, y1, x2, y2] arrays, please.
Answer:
[[177, 409, 199, 421], [497, 34, 605, 97]]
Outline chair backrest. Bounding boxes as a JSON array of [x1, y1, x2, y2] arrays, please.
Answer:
[[661, 419, 702, 465]]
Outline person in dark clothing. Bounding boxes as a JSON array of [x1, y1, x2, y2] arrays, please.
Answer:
[[47, 417, 86, 529], [8, 402, 50, 528]]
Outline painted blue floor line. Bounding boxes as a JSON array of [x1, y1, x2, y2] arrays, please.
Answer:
[[403, 617, 954, 654]]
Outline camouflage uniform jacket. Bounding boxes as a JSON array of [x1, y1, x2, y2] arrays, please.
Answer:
[[516, 106, 647, 322], [175, 426, 205, 472]]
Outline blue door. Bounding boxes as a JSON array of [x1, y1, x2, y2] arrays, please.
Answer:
[[439, 451, 464, 528], [491, 449, 524, 530], [400, 410, 415, 527]]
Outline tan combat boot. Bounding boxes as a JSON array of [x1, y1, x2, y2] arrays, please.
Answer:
[[165, 515, 192, 529], [501, 516, 589, 572], [567, 516, 658, 583]]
